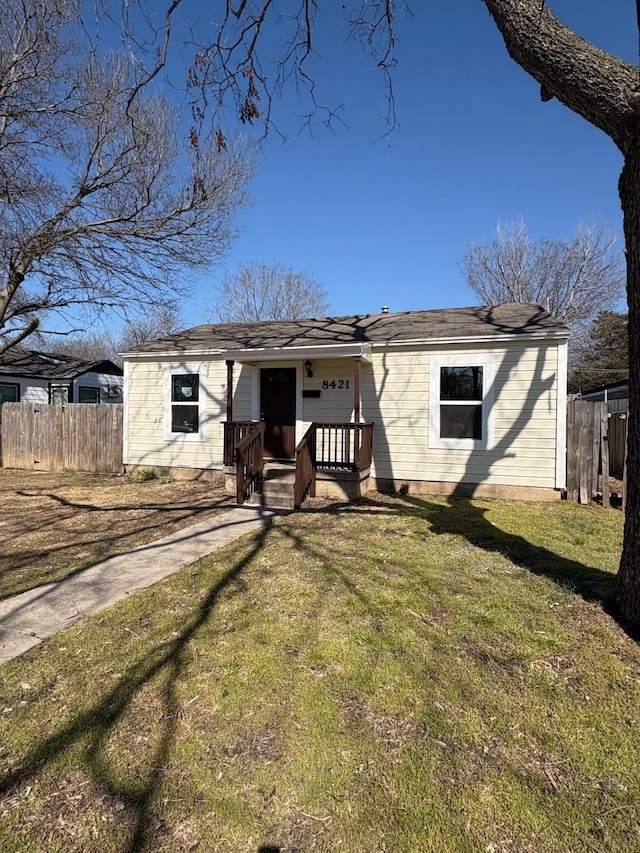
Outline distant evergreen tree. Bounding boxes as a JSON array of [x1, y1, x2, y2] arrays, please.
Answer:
[[569, 311, 628, 393]]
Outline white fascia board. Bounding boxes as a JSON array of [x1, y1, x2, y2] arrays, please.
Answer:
[[122, 360, 129, 465], [122, 342, 373, 362], [555, 340, 568, 490], [370, 331, 569, 350], [120, 349, 225, 359]]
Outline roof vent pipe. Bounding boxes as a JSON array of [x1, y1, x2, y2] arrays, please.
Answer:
[[381, 306, 389, 313]]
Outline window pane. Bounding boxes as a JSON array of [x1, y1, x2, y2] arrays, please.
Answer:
[[51, 386, 69, 406], [268, 370, 292, 385], [0, 384, 19, 405], [440, 404, 482, 440], [0, 384, 19, 424], [441, 366, 483, 401], [79, 387, 100, 403], [172, 404, 199, 433], [172, 374, 199, 402]]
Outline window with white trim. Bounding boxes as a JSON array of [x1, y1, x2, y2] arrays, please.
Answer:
[[171, 373, 199, 433], [429, 356, 494, 450]]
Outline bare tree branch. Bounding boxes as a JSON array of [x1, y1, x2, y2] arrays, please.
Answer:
[[212, 261, 329, 322], [462, 219, 626, 328], [0, 0, 254, 353], [168, 1, 405, 137]]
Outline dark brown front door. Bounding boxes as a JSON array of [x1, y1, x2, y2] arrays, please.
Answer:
[[260, 367, 296, 459]]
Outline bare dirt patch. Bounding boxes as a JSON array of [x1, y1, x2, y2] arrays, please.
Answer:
[[0, 469, 231, 600]]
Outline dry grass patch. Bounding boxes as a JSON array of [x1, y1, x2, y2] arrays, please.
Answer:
[[0, 469, 231, 600], [0, 493, 637, 852]]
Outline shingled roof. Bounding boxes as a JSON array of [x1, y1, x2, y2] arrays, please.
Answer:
[[122, 303, 568, 356], [0, 349, 123, 380]]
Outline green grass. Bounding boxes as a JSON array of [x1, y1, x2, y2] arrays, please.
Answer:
[[0, 493, 635, 853]]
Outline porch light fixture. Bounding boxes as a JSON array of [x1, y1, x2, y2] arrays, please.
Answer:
[[304, 359, 313, 378]]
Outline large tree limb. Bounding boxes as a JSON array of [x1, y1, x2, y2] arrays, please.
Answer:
[[482, 0, 638, 152]]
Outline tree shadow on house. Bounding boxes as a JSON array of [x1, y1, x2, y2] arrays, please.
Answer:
[[348, 304, 632, 626]]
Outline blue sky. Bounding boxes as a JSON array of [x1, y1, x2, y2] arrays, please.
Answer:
[[171, 1, 635, 326]]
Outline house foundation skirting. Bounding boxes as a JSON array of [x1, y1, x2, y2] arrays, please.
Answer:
[[125, 464, 225, 485], [370, 478, 561, 502], [222, 465, 372, 501], [124, 464, 560, 502]]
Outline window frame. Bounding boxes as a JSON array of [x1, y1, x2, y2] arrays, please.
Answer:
[[50, 384, 70, 405], [0, 382, 20, 423], [429, 354, 494, 451], [78, 386, 100, 403], [164, 367, 206, 442]]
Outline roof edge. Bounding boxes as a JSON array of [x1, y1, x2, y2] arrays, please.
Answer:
[[122, 329, 567, 360]]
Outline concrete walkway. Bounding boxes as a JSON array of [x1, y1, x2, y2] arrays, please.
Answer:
[[0, 506, 287, 665]]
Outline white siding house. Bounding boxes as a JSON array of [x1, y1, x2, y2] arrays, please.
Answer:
[[121, 304, 568, 501], [0, 350, 123, 424]]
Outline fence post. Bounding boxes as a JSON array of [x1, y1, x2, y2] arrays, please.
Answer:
[[601, 409, 610, 508]]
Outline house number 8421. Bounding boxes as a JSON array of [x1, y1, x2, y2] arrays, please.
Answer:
[[322, 379, 350, 389]]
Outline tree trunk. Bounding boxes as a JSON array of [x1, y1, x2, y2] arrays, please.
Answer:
[[481, 0, 640, 627], [616, 145, 640, 625]]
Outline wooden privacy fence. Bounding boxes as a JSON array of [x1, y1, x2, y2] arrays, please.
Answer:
[[1, 403, 123, 473], [608, 411, 628, 478], [566, 399, 627, 509]]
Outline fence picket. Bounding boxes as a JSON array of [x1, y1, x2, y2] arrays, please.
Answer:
[[1, 403, 123, 473], [566, 399, 626, 509]]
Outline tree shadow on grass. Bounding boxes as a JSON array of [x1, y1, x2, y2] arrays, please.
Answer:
[[381, 492, 632, 636], [0, 517, 275, 853], [0, 493, 233, 601], [303, 490, 626, 618]]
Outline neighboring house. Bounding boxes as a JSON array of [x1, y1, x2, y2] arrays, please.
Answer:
[[0, 349, 123, 422], [578, 378, 629, 413], [121, 303, 569, 502]]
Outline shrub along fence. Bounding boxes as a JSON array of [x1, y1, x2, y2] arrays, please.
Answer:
[[0, 402, 123, 473], [566, 399, 627, 509]]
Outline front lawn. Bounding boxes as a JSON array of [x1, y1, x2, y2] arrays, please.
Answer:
[[0, 469, 230, 601], [0, 494, 635, 853]]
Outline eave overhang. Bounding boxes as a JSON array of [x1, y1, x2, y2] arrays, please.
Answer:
[[121, 328, 568, 361], [121, 342, 374, 361]]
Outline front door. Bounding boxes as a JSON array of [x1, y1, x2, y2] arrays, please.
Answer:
[[260, 367, 296, 459]]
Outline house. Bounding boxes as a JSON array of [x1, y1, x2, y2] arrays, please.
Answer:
[[578, 378, 629, 413], [121, 303, 569, 505], [0, 349, 124, 422]]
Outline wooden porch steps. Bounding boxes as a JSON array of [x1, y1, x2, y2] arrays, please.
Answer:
[[247, 462, 296, 510]]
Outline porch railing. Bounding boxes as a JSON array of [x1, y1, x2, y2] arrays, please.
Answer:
[[294, 421, 373, 509], [235, 421, 265, 504], [314, 422, 374, 471], [225, 420, 373, 509], [294, 423, 317, 509], [223, 420, 261, 466]]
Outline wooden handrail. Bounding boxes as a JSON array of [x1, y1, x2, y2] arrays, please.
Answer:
[[223, 420, 260, 466], [354, 422, 374, 472], [294, 422, 317, 508], [294, 421, 373, 508], [225, 419, 373, 509], [235, 421, 265, 504], [314, 422, 373, 471]]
